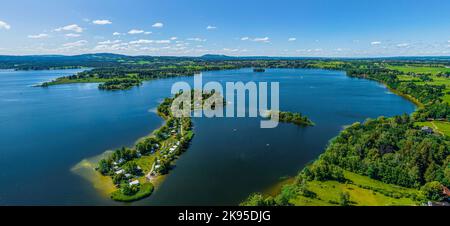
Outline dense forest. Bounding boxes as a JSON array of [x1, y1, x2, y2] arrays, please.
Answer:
[[98, 78, 142, 90], [243, 115, 450, 206], [316, 115, 450, 188]]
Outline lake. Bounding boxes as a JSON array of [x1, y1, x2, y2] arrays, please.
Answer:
[[0, 68, 416, 205]]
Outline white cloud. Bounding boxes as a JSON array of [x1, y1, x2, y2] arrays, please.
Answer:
[[94, 42, 129, 51], [92, 19, 112, 25], [62, 40, 87, 48], [371, 41, 381, 45], [396, 43, 409, 47], [129, 39, 152, 44], [152, 22, 164, 28], [288, 37, 296, 41], [155, 40, 170, 44], [0, 20, 11, 30], [222, 48, 240, 52], [140, 47, 160, 51], [187, 37, 207, 42], [129, 39, 171, 44], [144, 31, 152, 35], [241, 36, 270, 43], [93, 45, 110, 51], [170, 37, 178, 40], [55, 24, 83, 33], [113, 32, 122, 36], [128, 29, 145, 34], [28, 33, 49, 39], [206, 25, 217, 30], [98, 40, 121, 45], [252, 37, 270, 43], [66, 33, 81, 38]]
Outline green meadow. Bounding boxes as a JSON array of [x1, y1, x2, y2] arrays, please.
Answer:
[[388, 65, 450, 104], [415, 121, 450, 137], [291, 171, 420, 206], [387, 65, 450, 75]]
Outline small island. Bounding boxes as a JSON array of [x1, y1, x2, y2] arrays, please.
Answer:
[[253, 68, 266, 72], [95, 90, 222, 202], [266, 111, 314, 127]]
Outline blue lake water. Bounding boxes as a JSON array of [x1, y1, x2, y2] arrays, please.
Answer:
[[0, 68, 416, 205]]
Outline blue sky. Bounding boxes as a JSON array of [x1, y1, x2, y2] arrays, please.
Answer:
[[0, 0, 449, 57]]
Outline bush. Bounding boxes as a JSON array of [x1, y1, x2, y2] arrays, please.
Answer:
[[305, 160, 345, 182], [240, 193, 276, 206], [111, 182, 154, 202], [421, 181, 444, 202], [339, 191, 350, 206]]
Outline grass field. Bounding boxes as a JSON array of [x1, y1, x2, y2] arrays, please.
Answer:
[[387, 65, 450, 75], [310, 61, 348, 69], [388, 65, 450, 104], [42, 77, 110, 86], [415, 121, 450, 137], [291, 171, 420, 206], [110, 182, 154, 202], [133, 155, 156, 174]]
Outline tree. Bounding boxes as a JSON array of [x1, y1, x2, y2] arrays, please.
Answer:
[[136, 138, 156, 154], [307, 160, 345, 182], [123, 161, 142, 176], [241, 193, 276, 206], [112, 173, 126, 185], [98, 159, 111, 175], [421, 181, 444, 202], [339, 191, 350, 206], [121, 184, 139, 196]]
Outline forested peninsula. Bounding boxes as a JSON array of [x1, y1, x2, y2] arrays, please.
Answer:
[[95, 90, 222, 201]]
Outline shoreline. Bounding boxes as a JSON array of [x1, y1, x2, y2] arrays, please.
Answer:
[[384, 83, 424, 108], [71, 148, 169, 201], [247, 67, 448, 206], [72, 66, 429, 205], [73, 90, 220, 203]]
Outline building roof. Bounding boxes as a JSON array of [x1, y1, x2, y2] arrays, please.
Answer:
[[129, 180, 140, 186], [421, 126, 433, 133], [443, 186, 450, 197]]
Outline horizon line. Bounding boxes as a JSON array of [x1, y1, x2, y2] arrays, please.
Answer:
[[1, 53, 450, 59]]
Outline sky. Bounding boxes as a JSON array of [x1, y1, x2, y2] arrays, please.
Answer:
[[0, 0, 449, 57]]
